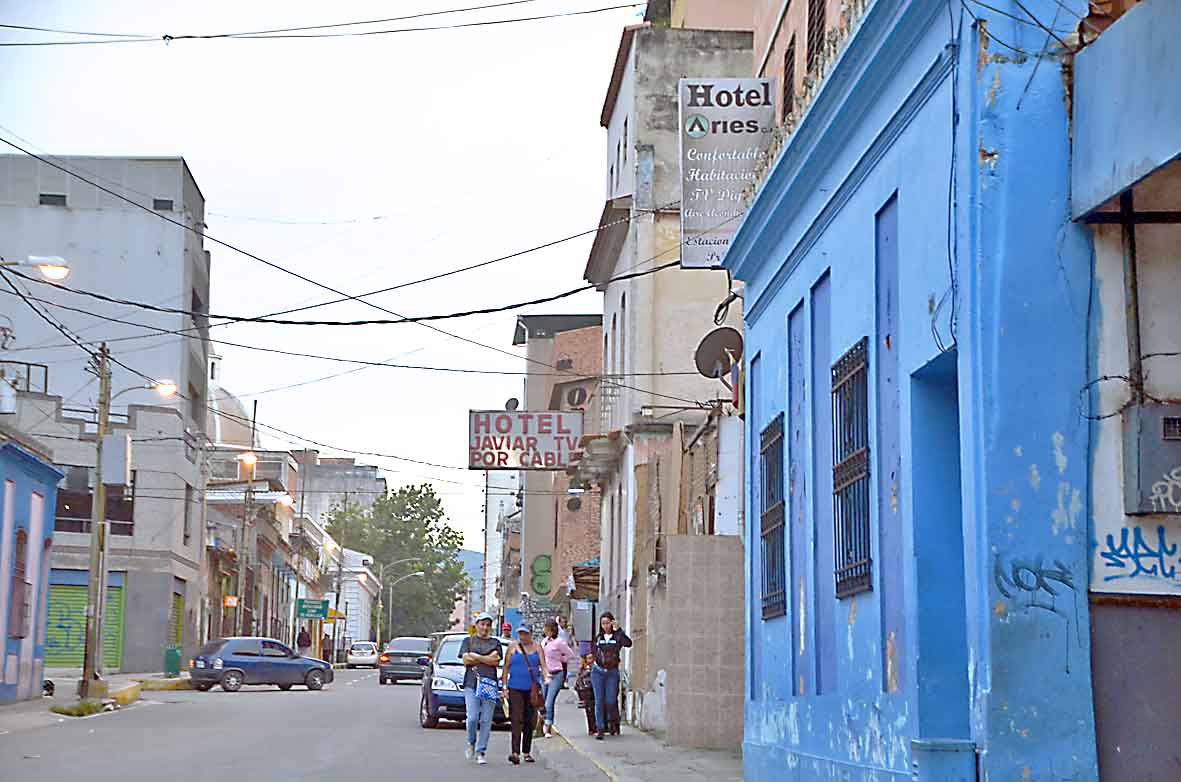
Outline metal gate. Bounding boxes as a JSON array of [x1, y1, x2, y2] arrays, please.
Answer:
[[44, 584, 124, 669]]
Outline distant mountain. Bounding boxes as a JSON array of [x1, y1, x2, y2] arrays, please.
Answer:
[[456, 549, 484, 590]]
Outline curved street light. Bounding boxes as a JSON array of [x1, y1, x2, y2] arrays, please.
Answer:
[[383, 571, 425, 645], [1, 255, 71, 280]]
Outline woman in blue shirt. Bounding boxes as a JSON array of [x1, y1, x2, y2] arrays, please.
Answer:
[[500, 623, 550, 765]]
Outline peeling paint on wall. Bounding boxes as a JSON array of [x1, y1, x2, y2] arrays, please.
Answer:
[[1029, 463, 1041, 490], [1050, 481, 1082, 536], [1052, 432, 1067, 474]]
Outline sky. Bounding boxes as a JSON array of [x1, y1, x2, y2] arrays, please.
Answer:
[[0, 0, 645, 549]]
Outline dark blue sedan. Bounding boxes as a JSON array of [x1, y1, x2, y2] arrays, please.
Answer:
[[419, 633, 508, 728], [190, 637, 334, 692]]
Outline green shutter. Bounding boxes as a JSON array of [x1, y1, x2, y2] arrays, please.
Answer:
[[44, 585, 124, 669], [169, 592, 184, 646]]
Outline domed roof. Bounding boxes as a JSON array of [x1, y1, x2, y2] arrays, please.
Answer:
[[208, 384, 255, 448]]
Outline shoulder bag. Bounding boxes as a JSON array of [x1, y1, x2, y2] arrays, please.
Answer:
[[524, 645, 546, 710]]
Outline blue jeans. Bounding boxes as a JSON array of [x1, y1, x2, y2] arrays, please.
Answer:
[[463, 687, 495, 754], [590, 665, 619, 733], [543, 670, 566, 726]]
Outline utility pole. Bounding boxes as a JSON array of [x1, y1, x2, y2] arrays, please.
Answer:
[[331, 490, 348, 664], [80, 344, 111, 700], [236, 401, 258, 636]]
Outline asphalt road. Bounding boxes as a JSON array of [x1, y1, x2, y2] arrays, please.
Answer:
[[0, 669, 606, 782]]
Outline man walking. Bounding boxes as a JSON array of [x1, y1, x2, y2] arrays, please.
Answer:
[[296, 626, 312, 657], [460, 612, 502, 765]]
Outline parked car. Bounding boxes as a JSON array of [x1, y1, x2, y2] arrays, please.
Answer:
[[190, 637, 334, 692], [419, 633, 509, 728], [380, 636, 431, 685], [346, 641, 380, 668]]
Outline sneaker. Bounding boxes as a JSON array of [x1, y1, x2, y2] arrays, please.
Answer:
[[465, 745, 475, 760], [477, 754, 487, 766]]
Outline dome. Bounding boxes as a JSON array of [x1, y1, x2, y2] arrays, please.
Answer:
[[208, 383, 255, 448]]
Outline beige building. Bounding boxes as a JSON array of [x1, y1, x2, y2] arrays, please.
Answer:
[[567, 2, 754, 748]]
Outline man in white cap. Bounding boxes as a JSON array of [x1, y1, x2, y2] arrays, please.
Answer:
[[460, 612, 502, 764]]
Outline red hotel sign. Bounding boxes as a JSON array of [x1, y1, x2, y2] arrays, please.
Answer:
[[468, 410, 583, 470]]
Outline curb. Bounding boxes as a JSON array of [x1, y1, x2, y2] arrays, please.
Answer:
[[110, 681, 141, 707], [553, 726, 620, 782], [137, 677, 193, 691]]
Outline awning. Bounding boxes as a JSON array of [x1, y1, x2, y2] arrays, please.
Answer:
[[1072, 1, 1181, 218]]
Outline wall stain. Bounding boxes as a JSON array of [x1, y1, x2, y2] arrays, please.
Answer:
[[1052, 432, 1067, 474], [1029, 463, 1041, 490], [885, 631, 900, 693]]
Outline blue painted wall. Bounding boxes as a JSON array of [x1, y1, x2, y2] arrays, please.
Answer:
[[0, 439, 62, 704], [726, 1, 1098, 779]]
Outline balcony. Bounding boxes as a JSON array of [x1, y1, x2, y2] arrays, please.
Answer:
[[0, 361, 48, 393]]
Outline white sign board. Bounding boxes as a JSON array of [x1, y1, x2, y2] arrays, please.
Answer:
[[679, 77, 775, 268], [468, 410, 584, 470]]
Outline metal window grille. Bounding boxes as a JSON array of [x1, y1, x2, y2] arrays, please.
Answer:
[[832, 337, 872, 598], [38, 193, 67, 207], [8, 530, 29, 638], [782, 35, 797, 122], [806, 0, 826, 72], [760, 413, 787, 619], [1164, 417, 1181, 441]]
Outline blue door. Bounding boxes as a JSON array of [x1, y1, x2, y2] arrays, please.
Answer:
[[225, 639, 263, 682], [261, 640, 301, 685]]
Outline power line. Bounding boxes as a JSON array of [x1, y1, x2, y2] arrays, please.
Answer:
[[0, 3, 644, 47], [0, 23, 152, 38]]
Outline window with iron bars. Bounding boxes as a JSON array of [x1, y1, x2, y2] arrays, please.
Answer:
[[832, 337, 871, 597], [807, 0, 827, 72], [760, 413, 786, 619], [782, 35, 797, 122]]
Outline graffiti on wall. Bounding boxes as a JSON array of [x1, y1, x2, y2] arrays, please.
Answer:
[[1098, 524, 1181, 585], [994, 554, 1076, 616], [530, 554, 552, 595], [1149, 468, 1181, 513]]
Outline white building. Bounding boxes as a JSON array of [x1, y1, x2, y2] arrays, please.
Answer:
[[483, 470, 518, 616], [324, 548, 382, 653], [0, 155, 210, 671]]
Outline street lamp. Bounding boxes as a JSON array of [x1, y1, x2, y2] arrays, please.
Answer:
[[385, 571, 425, 642], [1, 255, 71, 280], [112, 380, 178, 402]]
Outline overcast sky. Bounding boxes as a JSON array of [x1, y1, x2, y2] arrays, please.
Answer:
[[0, 0, 644, 550]]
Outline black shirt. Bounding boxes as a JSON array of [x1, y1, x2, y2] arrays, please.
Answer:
[[592, 630, 632, 670], [459, 636, 502, 691]]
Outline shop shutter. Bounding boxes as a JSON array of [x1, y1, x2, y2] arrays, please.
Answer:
[[44, 584, 124, 669], [169, 592, 184, 646]]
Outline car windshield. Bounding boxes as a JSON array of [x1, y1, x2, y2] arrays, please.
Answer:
[[352, 643, 375, 652], [435, 637, 466, 666], [388, 637, 430, 653]]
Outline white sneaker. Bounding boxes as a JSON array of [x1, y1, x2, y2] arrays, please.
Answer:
[[465, 745, 475, 760], [477, 754, 487, 765]]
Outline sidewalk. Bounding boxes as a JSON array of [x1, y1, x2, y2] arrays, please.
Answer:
[[0, 669, 185, 736], [551, 693, 743, 782]]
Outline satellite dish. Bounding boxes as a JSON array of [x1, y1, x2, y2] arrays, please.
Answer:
[[566, 497, 582, 512], [694, 327, 744, 379], [505, 398, 520, 411]]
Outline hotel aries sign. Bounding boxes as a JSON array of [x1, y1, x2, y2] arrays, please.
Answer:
[[679, 77, 775, 269], [468, 410, 583, 470]]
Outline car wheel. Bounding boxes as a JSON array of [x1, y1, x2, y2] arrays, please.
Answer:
[[420, 694, 439, 728], [220, 671, 243, 692], [278, 684, 293, 691], [193, 681, 214, 692], [306, 669, 326, 691]]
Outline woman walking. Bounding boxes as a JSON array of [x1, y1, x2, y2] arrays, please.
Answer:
[[540, 620, 577, 738], [590, 612, 631, 740], [501, 623, 549, 765]]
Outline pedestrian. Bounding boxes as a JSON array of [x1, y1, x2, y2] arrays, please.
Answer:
[[540, 619, 576, 738], [556, 615, 573, 645], [321, 633, 332, 663], [501, 623, 548, 765], [460, 612, 502, 766], [296, 626, 312, 657], [573, 653, 597, 735], [590, 612, 631, 740]]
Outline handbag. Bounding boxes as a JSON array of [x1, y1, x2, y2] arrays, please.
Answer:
[[524, 646, 546, 710], [475, 675, 500, 703]]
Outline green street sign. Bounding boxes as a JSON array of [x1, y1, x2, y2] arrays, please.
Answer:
[[296, 599, 329, 620]]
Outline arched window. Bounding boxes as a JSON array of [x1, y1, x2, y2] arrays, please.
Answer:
[[9, 529, 30, 638]]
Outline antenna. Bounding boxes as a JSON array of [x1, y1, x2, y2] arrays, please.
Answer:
[[693, 326, 744, 382]]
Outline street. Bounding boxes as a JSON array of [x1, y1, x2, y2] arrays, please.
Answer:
[[0, 670, 606, 782]]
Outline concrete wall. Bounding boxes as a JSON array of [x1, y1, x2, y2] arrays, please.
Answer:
[[671, 0, 757, 32], [725, 1, 1100, 779]]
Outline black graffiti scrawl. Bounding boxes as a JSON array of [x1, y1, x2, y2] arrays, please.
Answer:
[[994, 555, 1076, 616]]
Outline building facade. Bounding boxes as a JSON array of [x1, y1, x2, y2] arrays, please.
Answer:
[[721, 0, 1170, 779], [0, 424, 62, 703], [482, 469, 517, 619], [290, 452, 387, 531], [0, 155, 210, 673]]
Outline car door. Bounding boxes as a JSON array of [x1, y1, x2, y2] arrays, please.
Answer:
[[261, 640, 300, 685], [226, 639, 263, 683]]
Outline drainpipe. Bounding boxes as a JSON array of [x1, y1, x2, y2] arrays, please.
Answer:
[[1120, 190, 1144, 404]]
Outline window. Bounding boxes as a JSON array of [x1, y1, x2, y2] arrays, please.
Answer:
[[182, 484, 193, 545], [623, 117, 628, 163], [262, 640, 292, 658], [9, 529, 30, 638], [38, 193, 67, 207], [782, 35, 797, 122], [153, 198, 174, 211], [807, 0, 826, 72], [210, 458, 240, 481], [55, 466, 135, 535], [832, 337, 871, 597], [227, 639, 261, 656], [619, 294, 626, 378], [760, 414, 786, 619]]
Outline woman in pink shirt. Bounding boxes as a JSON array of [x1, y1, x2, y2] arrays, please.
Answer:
[[540, 619, 577, 737]]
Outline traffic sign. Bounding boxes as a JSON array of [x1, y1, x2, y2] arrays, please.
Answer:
[[296, 598, 329, 620]]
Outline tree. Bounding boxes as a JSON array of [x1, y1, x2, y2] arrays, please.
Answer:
[[327, 484, 468, 639]]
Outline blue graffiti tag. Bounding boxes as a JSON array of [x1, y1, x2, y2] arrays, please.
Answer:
[[1100, 525, 1180, 583]]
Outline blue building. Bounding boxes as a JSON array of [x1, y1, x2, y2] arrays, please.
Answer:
[[719, 0, 1170, 779], [0, 423, 62, 703]]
